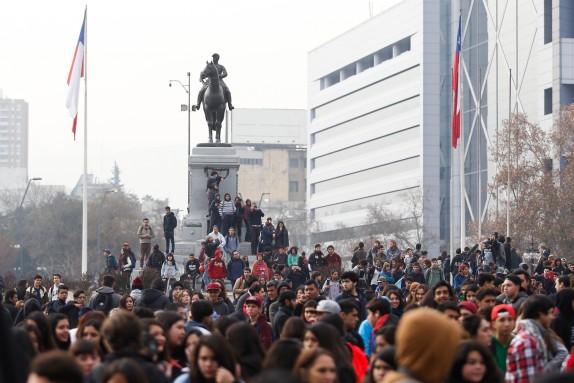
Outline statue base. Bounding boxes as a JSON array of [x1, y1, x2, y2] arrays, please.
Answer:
[[176, 144, 240, 255]]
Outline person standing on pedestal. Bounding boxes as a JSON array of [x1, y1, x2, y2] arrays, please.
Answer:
[[219, 193, 235, 236], [242, 199, 252, 242], [249, 203, 265, 255], [209, 194, 222, 232], [206, 171, 222, 209], [163, 206, 177, 254], [137, 218, 155, 269]]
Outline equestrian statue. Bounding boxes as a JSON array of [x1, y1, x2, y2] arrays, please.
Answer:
[[193, 53, 234, 143]]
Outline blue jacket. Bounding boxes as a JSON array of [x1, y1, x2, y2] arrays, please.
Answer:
[[226, 258, 245, 284], [163, 212, 177, 232], [261, 225, 275, 245]]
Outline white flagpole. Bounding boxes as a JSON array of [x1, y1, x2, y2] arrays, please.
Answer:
[[82, 6, 88, 275], [460, 72, 465, 250]]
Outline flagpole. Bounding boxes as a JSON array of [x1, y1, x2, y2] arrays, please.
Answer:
[[460, 82, 465, 250], [82, 5, 88, 275], [507, 69, 511, 239]]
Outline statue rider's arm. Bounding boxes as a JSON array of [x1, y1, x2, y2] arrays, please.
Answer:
[[219, 65, 228, 79]]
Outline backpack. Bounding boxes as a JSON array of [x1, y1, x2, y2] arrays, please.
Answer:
[[110, 255, 118, 270], [357, 268, 369, 291], [128, 252, 136, 269], [93, 291, 113, 315]]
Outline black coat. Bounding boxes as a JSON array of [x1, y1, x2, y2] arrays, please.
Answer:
[[135, 289, 169, 311]]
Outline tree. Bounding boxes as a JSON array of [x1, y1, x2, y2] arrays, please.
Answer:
[[108, 161, 124, 191], [489, 108, 574, 254], [363, 186, 439, 251]]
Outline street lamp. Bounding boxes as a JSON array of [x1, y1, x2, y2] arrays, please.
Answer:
[[96, 189, 119, 270], [169, 72, 192, 214], [19, 177, 42, 274], [169, 72, 191, 156]]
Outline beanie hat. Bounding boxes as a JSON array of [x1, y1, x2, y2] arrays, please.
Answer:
[[458, 301, 478, 314], [390, 308, 461, 383], [131, 276, 143, 290], [505, 274, 522, 286]]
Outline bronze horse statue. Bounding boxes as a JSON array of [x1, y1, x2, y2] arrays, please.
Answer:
[[199, 61, 226, 143]]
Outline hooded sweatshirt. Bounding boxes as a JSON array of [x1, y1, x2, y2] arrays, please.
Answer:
[[135, 288, 169, 311], [551, 288, 574, 351], [208, 251, 227, 280], [383, 308, 461, 383]]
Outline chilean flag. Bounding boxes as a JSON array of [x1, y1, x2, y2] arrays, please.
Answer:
[[452, 14, 461, 149], [66, 12, 86, 140]]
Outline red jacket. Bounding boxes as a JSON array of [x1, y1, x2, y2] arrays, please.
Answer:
[[252, 260, 270, 282], [252, 314, 272, 350], [208, 257, 227, 280], [325, 252, 342, 270]]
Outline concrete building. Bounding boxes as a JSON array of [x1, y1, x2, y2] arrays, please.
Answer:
[[307, 0, 441, 254], [0, 94, 28, 190], [230, 108, 308, 245], [307, 0, 572, 252]]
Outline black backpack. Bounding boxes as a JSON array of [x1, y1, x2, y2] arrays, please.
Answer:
[[92, 292, 113, 315]]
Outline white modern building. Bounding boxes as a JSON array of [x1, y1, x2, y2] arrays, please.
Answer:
[[307, 0, 572, 252], [308, 0, 442, 253]]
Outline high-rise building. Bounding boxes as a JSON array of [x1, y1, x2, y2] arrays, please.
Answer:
[[307, 0, 571, 252], [0, 93, 28, 190]]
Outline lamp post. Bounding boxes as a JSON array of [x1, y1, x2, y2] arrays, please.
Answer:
[[169, 72, 192, 212], [169, 73, 191, 156], [19, 177, 41, 275], [96, 189, 118, 270]]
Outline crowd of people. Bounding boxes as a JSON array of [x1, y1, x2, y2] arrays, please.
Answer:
[[2, 230, 574, 383]]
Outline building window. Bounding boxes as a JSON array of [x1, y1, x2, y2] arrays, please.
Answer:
[[289, 181, 299, 193], [544, 88, 552, 115], [289, 158, 299, 168], [319, 35, 412, 90], [544, 0, 552, 44]]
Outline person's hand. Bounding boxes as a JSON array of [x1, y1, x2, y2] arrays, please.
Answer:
[[215, 367, 235, 383]]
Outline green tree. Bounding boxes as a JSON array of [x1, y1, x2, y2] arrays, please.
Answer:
[[108, 161, 124, 191]]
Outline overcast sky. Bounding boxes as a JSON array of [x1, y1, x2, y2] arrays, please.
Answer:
[[0, 0, 400, 212]]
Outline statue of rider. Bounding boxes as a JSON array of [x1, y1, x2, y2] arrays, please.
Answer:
[[196, 53, 234, 111]]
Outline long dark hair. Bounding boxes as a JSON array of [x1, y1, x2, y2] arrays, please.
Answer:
[[226, 322, 265, 379], [448, 340, 502, 383], [190, 334, 237, 383], [25, 311, 56, 351], [48, 313, 70, 350], [420, 280, 456, 308]]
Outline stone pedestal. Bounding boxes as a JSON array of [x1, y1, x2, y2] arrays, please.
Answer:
[[176, 143, 240, 256]]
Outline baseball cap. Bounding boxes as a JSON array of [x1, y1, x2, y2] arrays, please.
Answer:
[[491, 304, 516, 321], [458, 301, 478, 314], [313, 300, 341, 314], [245, 296, 262, 307], [123, 242, 130, 247], [377, 276, 387, 282], [458, 264, 468, 271], [206, 283, 221, 291]]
